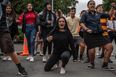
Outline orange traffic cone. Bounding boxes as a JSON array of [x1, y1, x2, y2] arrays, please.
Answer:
[[20, 34, 29, 56]]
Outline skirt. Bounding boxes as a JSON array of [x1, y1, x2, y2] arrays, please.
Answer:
[[83, 32, 111, 49]]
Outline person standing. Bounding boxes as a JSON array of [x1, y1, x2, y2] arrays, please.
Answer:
[[66, 7, 85, 62], [38, 2, 56, 62], [80, 0, 113, 69], [17, 2, 38, 62], [2, 3, 19, 61], [0, 0, 27, 76]]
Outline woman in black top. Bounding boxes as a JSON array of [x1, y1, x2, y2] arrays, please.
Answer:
[[44, 17, 75, 74], [0, 0, 27, 76], [2, 3, 19, 61], [6, 3, 18, 40], [80, 0, 113, 69], [39, 2, 56, 62]]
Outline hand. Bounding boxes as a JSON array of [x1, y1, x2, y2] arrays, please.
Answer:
[[47, 36, 53, 42], [47, 20, 52, 25], [86, 29, 92, 33], [16, 19, 20, 23]]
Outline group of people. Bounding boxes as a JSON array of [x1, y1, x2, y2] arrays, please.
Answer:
[[0, 0, 116, 76]]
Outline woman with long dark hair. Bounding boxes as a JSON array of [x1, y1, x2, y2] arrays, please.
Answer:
[[2, 3, 19, 61], [38, 2, 56, 62], [44, 17, 75, 74], [17, 2, 38, 62], [0, 0, 27, 76]]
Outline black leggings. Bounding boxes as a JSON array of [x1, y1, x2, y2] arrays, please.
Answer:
[[43, 41, 52, 55], [44, 51, 71, 71]]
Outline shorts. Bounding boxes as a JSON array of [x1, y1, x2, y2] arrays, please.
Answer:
[[0, 32, 14, 54]]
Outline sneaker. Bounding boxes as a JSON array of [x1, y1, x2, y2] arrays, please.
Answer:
[[60, 67, 66, 74], [88, 64, 95, 69], [2, 56, 8, 61], [30, 56, 34, 62], [18, 67, 28, 77], [42, 56, 47, 63], [39, 51, 43, 56], [102, 66, 115, 71], [73, 59, 77, 62], [7, 57, 12, 61], [26, 56, 31, 61]]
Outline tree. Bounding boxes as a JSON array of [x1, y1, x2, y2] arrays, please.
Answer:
[[103, 0, 116, 11], [11, 0, 76, 14]]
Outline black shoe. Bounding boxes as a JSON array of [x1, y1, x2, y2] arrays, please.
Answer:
[[18, 67, 28, 77], [98, 56, 103, 59]]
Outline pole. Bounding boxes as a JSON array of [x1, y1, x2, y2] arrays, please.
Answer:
[[52, 0, 53, 11]]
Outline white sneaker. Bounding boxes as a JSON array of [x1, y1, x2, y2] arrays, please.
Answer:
[[2, 56, 8, 61], [30, 57, 34, 62], [60, 67, 66, 74], [7, 57, 12, 61], [26, 56, 31, 60], [42, 56, 47, 63]]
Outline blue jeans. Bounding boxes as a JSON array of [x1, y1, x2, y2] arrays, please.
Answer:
[[25, 24, 36, 56]]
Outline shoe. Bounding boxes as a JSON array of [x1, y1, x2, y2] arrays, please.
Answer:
[[7, 57, 12, 61], [98, 56, 103, 59], [88, 64, 95, 69], [18, 67, 28, 77], [2, 56, 8, 61], [73, 59, 77, 62], [60, 67, 66, 74], [42, 56, 47, 63], [30, 57, 34, 62], [26, 56, 31, 61], [102, 66, 115, 71]]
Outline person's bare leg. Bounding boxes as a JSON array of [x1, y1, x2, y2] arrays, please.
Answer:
[[8, 52, 20, 64], [88, 48, 95, 69], [102, 43, 113, 68], [8, 52, 28, 76], [79, 42, 85, 60]]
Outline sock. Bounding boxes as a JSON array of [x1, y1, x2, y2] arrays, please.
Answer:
[[80, 54, 83, 60], [16, 63, 23, 70]]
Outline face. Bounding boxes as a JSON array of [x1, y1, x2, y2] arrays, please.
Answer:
[[88, 1, 96, 11], [96, 5, 103, 13], [6, 6, 12, 14], [27, 3, 33, 11], [58, 18, 65, 29], [47, 4, 52, 11], [70, 9, 76, 17]]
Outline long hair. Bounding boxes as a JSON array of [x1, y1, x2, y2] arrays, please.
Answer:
[[5, 3, 16, 19], [25, 2, 35, 13], [49, 17, 70, 35], [42, 2, 52, 20]]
